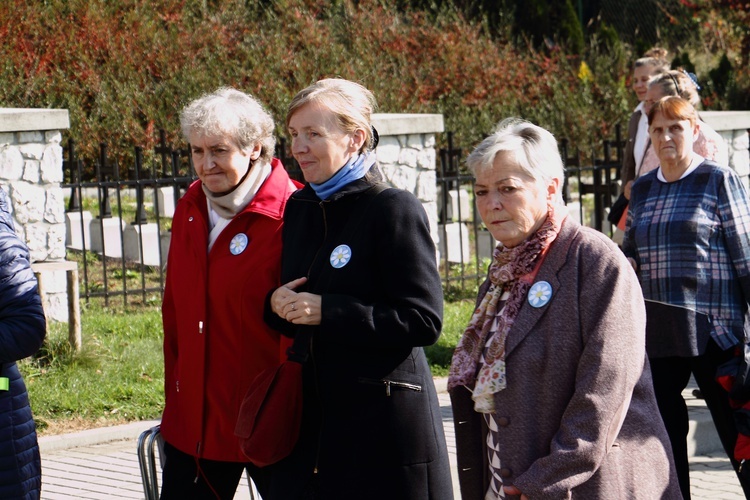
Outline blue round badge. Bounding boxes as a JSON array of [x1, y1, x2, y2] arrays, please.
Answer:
[[330, 244, 352, 269], [527, 281, 552, 308], [229, 233, 248, 255]]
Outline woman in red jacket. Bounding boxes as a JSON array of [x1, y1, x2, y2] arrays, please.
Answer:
[[160, 87, 299, 499]]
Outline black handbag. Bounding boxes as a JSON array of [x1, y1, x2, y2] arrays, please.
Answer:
[[607, 193, 628, 226]]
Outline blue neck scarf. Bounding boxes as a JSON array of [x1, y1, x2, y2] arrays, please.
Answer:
[[310, 152, 376, 200]]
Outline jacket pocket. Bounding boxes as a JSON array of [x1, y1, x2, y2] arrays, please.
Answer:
[[358, 376, 423, 396], [348, 373, 436, 465]]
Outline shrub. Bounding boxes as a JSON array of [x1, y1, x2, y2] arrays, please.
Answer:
[[0, 0, 732, 174]]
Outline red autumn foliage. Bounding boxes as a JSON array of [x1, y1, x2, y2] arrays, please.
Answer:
[[0, 0, 721, 170]]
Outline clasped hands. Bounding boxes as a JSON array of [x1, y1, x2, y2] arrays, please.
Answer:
[[270, 277, 322, 325]]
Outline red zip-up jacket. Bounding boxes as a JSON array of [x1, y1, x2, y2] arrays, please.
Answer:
[[161, 158, 297, 461]]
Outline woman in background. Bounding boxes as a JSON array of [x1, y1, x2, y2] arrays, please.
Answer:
[[450, 118, 679, 500], [265, 78, 452, 499], [620, 47, 671, 199], [637, 69, 727, 176], [623, 96, 750, 498], [160, 87, 298, 499]]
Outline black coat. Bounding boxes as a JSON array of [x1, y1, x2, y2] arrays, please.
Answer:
[[264, 171, 453, 500], [0, 189, 46, 499]]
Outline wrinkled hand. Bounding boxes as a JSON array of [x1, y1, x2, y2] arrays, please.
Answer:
[[271, 277, 323, 325], [502, 485, 528, 500]]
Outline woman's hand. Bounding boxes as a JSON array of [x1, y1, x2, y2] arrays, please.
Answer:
[[503, 485, 529, 499], [271, 277, 323, 325]]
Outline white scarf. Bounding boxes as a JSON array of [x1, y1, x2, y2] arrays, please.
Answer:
[[204, 160, 272, 251]]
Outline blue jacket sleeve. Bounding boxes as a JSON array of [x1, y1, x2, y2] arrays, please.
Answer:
[[0, 190, 46, 363]]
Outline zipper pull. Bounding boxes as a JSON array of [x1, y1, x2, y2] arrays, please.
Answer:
[[385, 380, 391, 396], [198, 321, 204, 334]]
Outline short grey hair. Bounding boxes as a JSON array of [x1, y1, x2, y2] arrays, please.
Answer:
[[466, 118, 564, 202], [180, 87, 276, 163], [286, 78, 377, 153]]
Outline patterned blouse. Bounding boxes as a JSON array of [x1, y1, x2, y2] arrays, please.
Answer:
[[481, 291, 509, 499], [622, 160, 750, 354]]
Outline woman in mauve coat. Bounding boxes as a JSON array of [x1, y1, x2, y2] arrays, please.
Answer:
[[160, 88, 298, 499], [0, 188, 45, 500], [264, 78, 452, 500], [449, 118, 681, 499]]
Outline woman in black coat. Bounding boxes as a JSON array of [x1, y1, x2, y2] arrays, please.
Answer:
[[0, 188, 46, 499], [264, 78, 452, 500]]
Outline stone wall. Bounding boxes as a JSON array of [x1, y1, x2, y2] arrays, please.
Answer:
[[372, 113, 443, 249], [0, 108, 70, 321], [0, 109, 70, 262], [701, 111, 750, 187]]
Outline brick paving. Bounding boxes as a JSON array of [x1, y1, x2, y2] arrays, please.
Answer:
[[39, 392, 744, 499]]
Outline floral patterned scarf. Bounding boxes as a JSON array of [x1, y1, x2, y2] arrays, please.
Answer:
[[448, 204, 565, 413]]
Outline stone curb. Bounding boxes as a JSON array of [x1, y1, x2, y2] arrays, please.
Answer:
[[38, 419, 160, 453], [36, 377, 451, 453], [37, 377, 722, 457]]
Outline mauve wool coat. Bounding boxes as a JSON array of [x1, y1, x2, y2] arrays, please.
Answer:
[[450, 217, 682, 499]]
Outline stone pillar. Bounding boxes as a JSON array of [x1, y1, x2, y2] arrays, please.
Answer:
[[372, 113, 443, 251], [701, 111, 750, 188], [0, 108, 71, 321]]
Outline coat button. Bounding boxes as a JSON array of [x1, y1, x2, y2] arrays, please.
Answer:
[[500, 468, 512, 478], [497, 416, 510, 427]]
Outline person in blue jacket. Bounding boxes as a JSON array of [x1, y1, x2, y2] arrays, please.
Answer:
[[0, 187, 46, 499]]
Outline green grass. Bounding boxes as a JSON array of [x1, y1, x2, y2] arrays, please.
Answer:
[[426, 299, 475, 377], [18, 299, 472, 433], [19, 303, 164, 433]]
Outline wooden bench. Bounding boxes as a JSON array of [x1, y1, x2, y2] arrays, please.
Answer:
[[31, 261, 82, 352]]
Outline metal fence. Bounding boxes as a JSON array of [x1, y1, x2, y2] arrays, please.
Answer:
[[61, 128, 624, 306], [435, 127, 624, 298]]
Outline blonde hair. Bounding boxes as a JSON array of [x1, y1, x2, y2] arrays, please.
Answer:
[[286, 78, 377, 153], [634, 47, 670, 74], [649, 70, 700, 107], [180, 87, 276, 163]]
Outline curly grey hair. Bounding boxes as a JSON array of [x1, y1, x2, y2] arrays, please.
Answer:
[[180, 87, 276, 163]]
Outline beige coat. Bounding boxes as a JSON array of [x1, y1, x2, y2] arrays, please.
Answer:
[[450, 218, 681, 499]]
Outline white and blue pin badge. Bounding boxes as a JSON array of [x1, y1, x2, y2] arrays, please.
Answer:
[[229, 233, 249, 255], [527, 280, 552, 308], [330, 244, 352, 268]]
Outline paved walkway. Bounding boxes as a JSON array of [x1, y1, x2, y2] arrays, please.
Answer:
[[40, 391, 744, 499]]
